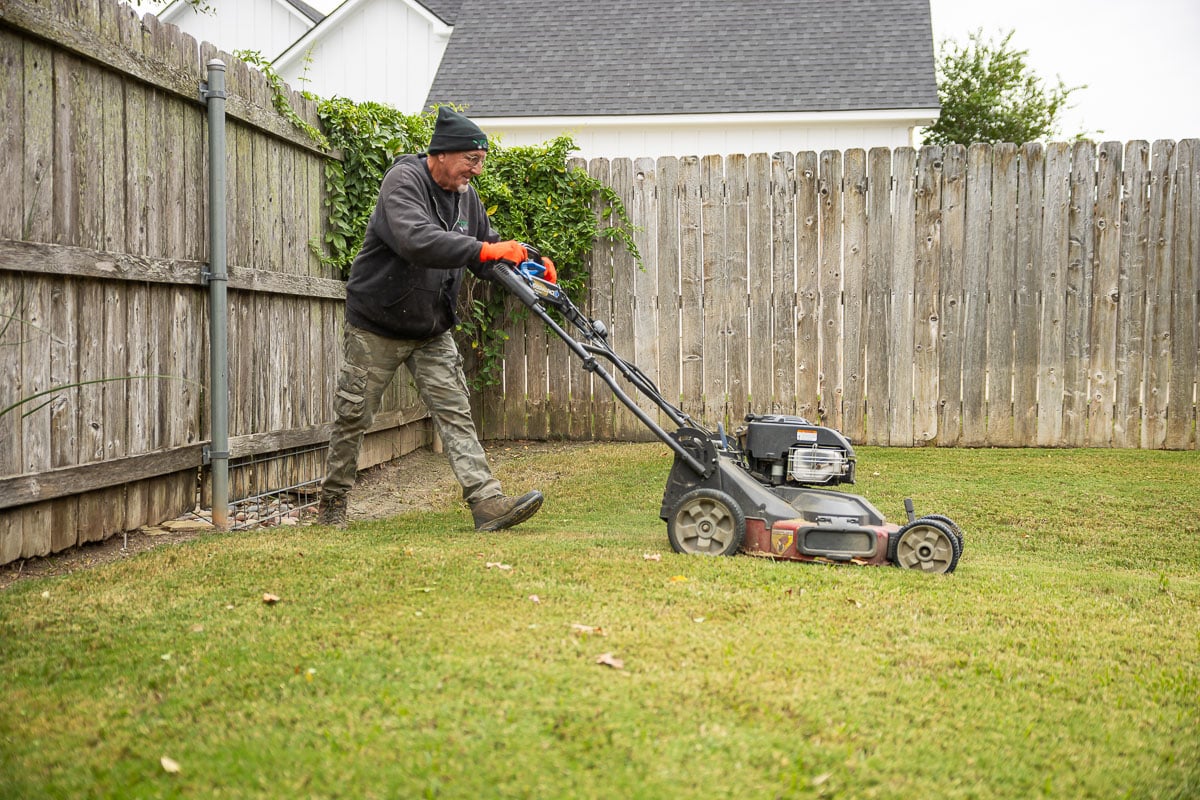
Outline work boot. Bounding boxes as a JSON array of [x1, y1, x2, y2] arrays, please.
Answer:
[[472, 490, 544, 532], [317, 494, 348, 529]]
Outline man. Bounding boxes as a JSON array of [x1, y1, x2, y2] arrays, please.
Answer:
[[317, 107, 554, 531]]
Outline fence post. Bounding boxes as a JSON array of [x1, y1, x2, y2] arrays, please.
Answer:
[[202, 60, 230, 529]]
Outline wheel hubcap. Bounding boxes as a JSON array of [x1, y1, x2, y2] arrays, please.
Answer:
[[677, 500, 733, 554]]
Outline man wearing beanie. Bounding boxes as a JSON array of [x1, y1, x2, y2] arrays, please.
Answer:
[[317, 107, 554, 531]]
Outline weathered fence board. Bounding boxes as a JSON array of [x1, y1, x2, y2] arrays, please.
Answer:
[[1063, 141, 1096, 446], [748, 153, 773, 412], [1144, 140, 1176, 449], [677, 157, 704, 426], [613, 157, 646, 439], [913, 146, 942, 445], [633, 157, 661, 430], [1088, 142, 1123, 446], [841, 149, 868, 443], [654, 157, 681, 426], [817, 150, 843, 431], [700, 155, 726, 428], [891, 147, 917, 446], [865, 147, 893, 444], [1036, 142, 1070, 446], [985, 144, 1017, 446], [724, 155, 750, 425], [937, 144, 966, 447], [794, 151, 820, 423], [771, 151, 797, 416]]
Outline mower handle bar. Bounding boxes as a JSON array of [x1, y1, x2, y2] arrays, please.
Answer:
[[489, 260, 709, 476]]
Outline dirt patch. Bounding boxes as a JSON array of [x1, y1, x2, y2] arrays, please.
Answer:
[[0, 440, 586, 591]]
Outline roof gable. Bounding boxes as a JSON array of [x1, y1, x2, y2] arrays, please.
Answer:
[[274, 0, 453, 73], [426, 0, 938, 117]]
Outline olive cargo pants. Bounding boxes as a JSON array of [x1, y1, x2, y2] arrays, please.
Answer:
[[321, 325, 501, 504]]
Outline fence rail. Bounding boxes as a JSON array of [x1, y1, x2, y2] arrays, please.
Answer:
[[480, 142, 1198, 451]]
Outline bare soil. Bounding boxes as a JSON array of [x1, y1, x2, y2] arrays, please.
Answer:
[[0, 440, 584, 591]]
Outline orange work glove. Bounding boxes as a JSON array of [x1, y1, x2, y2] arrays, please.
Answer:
[[542, 257, 557, 284], [479, 240, 528, 265]]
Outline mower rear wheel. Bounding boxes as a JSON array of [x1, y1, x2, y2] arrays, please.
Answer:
[[894, 519, 962, 574], [667, 488, 745, 557]]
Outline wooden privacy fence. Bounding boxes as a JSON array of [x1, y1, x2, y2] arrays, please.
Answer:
[[2, 3, 1197, 572], [479, 143, 1198, 450], [0, 0, 431, 566]]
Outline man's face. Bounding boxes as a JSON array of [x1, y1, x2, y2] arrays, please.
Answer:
[[430, 149, 486, 193]]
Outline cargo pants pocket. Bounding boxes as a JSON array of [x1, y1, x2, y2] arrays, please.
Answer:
[[334, 364, 370, 425]]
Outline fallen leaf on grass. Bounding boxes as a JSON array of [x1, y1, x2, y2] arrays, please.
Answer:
[[812, 772, 832, 787], [596, 653, 624, 669], [160, 756, 181, 774], [669, 575, 688, 583], [485, 562, 512, 571], [528, 595, 541, 604], [570, 623, 605, 636], [263, 593, 281, 604], [642, 553, 662, 562]]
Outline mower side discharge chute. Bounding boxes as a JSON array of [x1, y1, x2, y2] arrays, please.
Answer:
[[495, 259, 964, 574]]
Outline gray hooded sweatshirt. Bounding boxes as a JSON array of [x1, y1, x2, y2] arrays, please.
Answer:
[[344, 154, 498, 340]]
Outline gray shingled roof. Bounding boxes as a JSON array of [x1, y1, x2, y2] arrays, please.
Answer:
[[425, 0, 938, 117], [416, 0, 463, 25]]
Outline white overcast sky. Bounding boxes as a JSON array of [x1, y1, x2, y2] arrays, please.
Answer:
[[928, 0, 1200, 143]]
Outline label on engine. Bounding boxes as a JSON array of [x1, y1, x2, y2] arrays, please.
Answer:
[[795, 428, 818, 443]]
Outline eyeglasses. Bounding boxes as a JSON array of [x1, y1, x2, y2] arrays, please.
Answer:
[[461, 153, 485, 168]]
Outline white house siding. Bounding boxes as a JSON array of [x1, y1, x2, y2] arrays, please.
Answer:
[[158, 0, 314, 61], [274, 0, 451, 113], [478, 110, 939, 160]]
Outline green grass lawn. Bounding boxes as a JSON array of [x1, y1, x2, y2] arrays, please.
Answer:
[[1, 444, 1198, 799]]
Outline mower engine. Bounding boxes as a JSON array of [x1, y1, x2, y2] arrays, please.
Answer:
[[737, 414, 856, 487]]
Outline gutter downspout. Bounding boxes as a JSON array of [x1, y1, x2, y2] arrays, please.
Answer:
[[202, 60, 229, 529]]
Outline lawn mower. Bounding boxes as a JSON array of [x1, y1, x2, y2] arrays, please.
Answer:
[[490, 252, 963, 574]]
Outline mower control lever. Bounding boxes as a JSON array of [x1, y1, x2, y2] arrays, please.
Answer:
[[490, 261, 540, 308]]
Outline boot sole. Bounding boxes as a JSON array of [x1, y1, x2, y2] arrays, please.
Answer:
[[475, 493, 544, 532]]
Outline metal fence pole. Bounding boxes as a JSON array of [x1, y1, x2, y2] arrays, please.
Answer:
[[202, 60, 229, 529]]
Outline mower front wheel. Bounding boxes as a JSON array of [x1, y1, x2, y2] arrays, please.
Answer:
[[667, 488, 745, 557], [893, 518, 962, 574]]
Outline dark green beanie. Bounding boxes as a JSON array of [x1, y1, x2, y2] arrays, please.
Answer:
[[427, 107, 489, 154]]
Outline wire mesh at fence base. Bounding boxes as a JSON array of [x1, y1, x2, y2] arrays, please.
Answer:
[[225, 444, 326, 530]]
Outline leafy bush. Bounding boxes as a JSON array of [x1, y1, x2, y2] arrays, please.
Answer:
[[923, 29, 1084, 146]]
